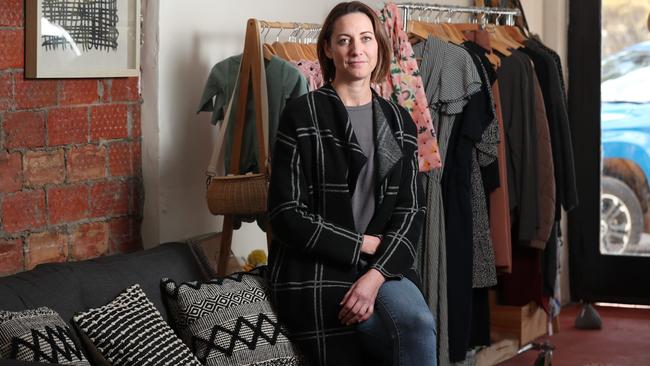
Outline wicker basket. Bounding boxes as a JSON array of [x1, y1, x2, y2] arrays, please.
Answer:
[[206, 173, 268, 215]]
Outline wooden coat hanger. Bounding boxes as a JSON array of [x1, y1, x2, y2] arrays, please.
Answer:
[[272, 41, 291, 60], [453, 23, 480, 33], [441, 23, 465, 45], [495, 25, 523, 48], [302, 44, 318, 61], [297, 44, 311, 61], [408, 21, 433, 41], [421, 22, 454, 43], [295, 29, 316, 61], [260, 25, 274, 60], [485, 24, 512, 56], [457, 23, 502, 68], [505, 25, 527, 43], [444, 11, 470, 43], [262, 43, 275, 60], [282, 42, 304, 61]]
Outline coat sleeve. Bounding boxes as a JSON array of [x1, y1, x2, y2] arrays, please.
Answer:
[[268, 102, 363, 268], [369, 110, 426, 279]]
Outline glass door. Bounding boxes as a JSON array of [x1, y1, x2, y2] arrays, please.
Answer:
[[568, 0, 650, 305], [599, 0, 650, 256]]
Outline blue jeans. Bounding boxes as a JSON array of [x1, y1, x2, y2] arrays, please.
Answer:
[[356, 277, 437, 366]]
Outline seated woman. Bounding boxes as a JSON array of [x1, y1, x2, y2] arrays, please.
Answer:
[[267, 2, 436, 365]]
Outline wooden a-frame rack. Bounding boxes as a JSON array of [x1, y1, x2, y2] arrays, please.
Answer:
[[217, 18, 318, 276], [216, 18, 267, 276]]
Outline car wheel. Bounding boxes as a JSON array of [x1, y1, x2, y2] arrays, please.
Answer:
[[600, 176, 643, 254]]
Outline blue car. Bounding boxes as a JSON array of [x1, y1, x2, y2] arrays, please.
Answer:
[[600, 41, 650, 254], [601, 102, 650, 253]]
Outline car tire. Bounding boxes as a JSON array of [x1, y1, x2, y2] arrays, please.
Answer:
[[601, 176, 643, 254]]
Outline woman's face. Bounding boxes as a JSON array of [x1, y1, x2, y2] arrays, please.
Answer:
[[324, 12, 378, 85]]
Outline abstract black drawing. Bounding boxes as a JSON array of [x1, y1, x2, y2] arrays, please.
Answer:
[[41, 0, 120, 52]]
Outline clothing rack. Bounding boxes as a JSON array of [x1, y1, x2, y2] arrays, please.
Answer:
[[259, 20, 321, 44], [393, 4, 556, 365], [259, 21, 321, 31], [395, 2, 520, 32]]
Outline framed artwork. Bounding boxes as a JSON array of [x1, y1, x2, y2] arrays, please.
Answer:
[[25, 0, 140, 78]]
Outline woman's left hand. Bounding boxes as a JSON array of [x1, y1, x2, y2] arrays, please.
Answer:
[[338, 269, 385, 326]]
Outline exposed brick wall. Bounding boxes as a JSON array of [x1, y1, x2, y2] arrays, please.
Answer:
[[0, 1, 143, 276]]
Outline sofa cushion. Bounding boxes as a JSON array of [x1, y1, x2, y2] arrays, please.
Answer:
[[161, 266, 303, 366], [72, 284, 202, 366], [0, 242, 206, 332], [0, 307, 89, 365]]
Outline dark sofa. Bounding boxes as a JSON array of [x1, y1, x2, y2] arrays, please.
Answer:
[[0, 242, 215, 365]]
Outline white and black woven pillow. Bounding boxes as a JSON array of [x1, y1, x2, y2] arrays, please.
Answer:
[[0, 307, 89, 365], [72, 284, 202, 366], [162, 266, 303, 366]]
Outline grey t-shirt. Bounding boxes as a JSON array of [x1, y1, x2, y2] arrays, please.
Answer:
[[347, 102, 376, 233]]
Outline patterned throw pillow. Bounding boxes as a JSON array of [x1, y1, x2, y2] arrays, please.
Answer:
[[162, 267, 303, 366], [0, 307, 89, 365], [72, 284, 202, 366]]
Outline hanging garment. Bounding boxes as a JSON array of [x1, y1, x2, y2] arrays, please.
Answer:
[[543, 222, 559, 297], [469, 287, 491, 350], [496, 50, 549, 312], [499, 244, 548, 313], [521, 40, 577, 312], [464, 30, 513, 273], [522, 40, 578, 218], [463, 41, 499, 289], [497, 50, 540, 242], [197, 54, 308, 174], [413, 36, 482, 366], [490, 80, 513, 273], [529, 37, 568, 104], [550, 222, 563, 315], [267, 85, 425, 366], [527, 72, 556, 249], [379, 2, 442, 172], [290, 60, 324, 91], [443, 83, 491, 363]]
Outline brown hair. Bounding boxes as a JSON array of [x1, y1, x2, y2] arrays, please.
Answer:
[[317, 1, 391, 84]]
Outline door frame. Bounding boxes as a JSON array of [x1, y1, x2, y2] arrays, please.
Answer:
[[568, 0, 650, 304]]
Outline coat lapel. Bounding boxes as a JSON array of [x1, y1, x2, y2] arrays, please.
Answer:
[[366, 96, 407, 234], [317, 85, 406, 234], [320, 85, 367, 195], [372, 96, 403, 184]]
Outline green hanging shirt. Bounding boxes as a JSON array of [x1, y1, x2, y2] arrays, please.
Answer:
[[197, 55, 308, 173]]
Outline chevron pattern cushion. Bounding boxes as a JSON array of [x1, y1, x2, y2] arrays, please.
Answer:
[[72, 284, 202, 366], [0, 307, 89, 365], [162, 266, 303, 365]]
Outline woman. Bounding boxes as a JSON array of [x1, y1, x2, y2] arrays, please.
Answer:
[[267, 2, 436, 365]]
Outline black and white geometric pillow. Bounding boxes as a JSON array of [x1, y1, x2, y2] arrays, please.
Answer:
[[0, 307, 90, 365], [72, 284, 202, 366], [162, 266, 303, 366]]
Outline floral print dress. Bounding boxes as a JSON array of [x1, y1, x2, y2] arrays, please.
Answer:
[[378, 2, 442, 172]]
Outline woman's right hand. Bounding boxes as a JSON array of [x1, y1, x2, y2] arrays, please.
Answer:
[[338, 268, 385, 325], [361, 235, 381, 255]]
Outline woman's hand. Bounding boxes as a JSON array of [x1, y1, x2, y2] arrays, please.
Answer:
[[338, 269, 385, 326], [361, 235, 381, 255]]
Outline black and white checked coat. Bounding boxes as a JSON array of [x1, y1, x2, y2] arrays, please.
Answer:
[[267, 84, 425, 366]]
